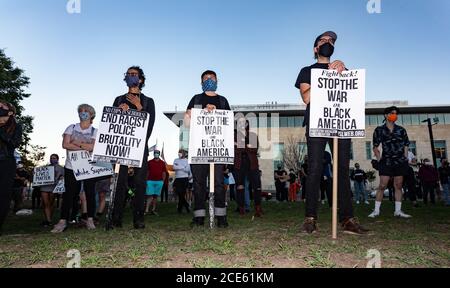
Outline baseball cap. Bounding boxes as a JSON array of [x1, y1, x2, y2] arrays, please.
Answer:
[[314, 31, 338, 47]]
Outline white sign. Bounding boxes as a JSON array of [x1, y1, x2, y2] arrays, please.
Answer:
[[33, 166, 55, 186], [93, 106, 150, 168], [188, 108, 235, 164], [53, 179, 65, 194], [69, 150, 114, 181], [310, 69, 366, 138]]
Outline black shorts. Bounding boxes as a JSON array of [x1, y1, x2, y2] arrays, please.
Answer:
[[379, 161, 409, 177]]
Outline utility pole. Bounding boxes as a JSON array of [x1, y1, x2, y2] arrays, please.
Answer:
[[422, 118, 438, 167]]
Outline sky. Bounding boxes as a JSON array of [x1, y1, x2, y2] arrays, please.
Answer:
[[0, 0, 449, 164]]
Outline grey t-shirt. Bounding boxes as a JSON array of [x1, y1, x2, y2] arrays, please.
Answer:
[[63, 123, 97, 170]]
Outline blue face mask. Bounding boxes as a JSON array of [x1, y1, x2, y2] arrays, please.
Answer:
[[125, 75, 140, 88], [202, 79, 217, 92], [154, 154, 160, 159], [50, 159, 58, 165], [79, 111, 90, 122]]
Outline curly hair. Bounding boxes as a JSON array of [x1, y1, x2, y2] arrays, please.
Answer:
[[0, 100, 17, 135]]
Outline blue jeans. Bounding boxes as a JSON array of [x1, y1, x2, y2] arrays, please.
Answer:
[[354, 181, 366, 202], [442, 182, 450, 205]]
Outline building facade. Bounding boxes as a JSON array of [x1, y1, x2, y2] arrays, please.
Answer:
[[164, 101, 450, 191]]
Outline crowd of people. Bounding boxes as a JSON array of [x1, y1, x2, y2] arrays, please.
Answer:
[[1, 31, 449, 237]]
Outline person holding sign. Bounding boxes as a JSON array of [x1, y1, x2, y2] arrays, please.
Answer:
[[39, 154, 64, 227], [111, 66, 155, 229], [52, 104, 99, 233], [295, 31, 368, 235], [369, 106, 412, 218], [0, 101, 22, 235], [184, 70, 231, 227]]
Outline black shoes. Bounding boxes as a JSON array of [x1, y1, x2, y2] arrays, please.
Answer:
[[216, 216, 229, 228], [190, 217, 205, 227]]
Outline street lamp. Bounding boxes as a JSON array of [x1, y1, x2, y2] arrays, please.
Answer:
[[422, 117, 439, 167]]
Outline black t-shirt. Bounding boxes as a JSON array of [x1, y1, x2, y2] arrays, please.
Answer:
[[373, 124, 410, 166], [295, 63, 329, 127], [275, 170, 287, 184], [187, 93, 231, 111]]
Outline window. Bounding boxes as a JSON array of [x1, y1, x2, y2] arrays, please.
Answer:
[[365, 115, 370, 126], [411, 114, 420, 125], [273, 143, 285, 169], [434, 141, 447, 168], [409, 141, 417, 157], [295, 116, 304, 127], [435, 114, 445, 124], [402, 114, 412, 125], [377, 115, 385, 126], [419, 114, 428, 125], [444, 114, 450, 125], [280, 117, 288, 128], [369, 115, 378, 126], [366, 142, 372, 160]]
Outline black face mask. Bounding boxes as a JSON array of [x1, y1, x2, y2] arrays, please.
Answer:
[[0, 108, 10, 117], [318, 43, 335, 58]]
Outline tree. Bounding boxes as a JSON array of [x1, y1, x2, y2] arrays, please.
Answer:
[[0, 48, 38, 164], [281, 135, 307, 172]]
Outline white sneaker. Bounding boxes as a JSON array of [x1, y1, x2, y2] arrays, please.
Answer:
[[394, 211, 412, 218], [86, 218, 96, 230], [321, 200, 325, 205], [51, 220, 67, 233], [356, 201, 360, 205], [368, 211, 380, 218]]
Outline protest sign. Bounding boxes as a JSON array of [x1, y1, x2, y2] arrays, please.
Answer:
[[309, 69, 366, 138], [188, 108, 234, 164], [53, 179, 65, 194], [93, 106, 150, 168], [33, 166, 55, 186], [69, 150, 114, 181]]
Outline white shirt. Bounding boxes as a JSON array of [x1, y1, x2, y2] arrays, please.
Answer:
[[63, 123, 97, 170], [173, 158, 191, 178]]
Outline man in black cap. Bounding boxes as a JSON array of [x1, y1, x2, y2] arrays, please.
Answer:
[[369, 106, 412, 218], [295, 31, 368, 235]]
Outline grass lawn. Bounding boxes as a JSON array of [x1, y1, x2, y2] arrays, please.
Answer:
[[0, 200, 449, 268]]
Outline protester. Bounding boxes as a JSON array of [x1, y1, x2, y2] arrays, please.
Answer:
[[13, 163, 30, 212], [404, 156, 420, 208], [184, 70, 231, 227], [161, 164, 169, 203], [438, 159, 450, 206], [146, 150, 166, 216], [288, 169, 298, 202], [320, 151, 333, 207], [173, 149, 191, 214], [418, 159, 439, 205], [295, 31, 367, 234], [234, 118, 263, 217], [369, 106, 412, 218], [274, 165, 288, 202], [51, 104, 99, 233], [111, 66, 156, 229], [0, 101, 22, 235], [351, 163, 368, 205], [95, 178, 110, 222], [39, 154, 64, 227]]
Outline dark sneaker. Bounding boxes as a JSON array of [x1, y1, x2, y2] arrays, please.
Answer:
[[254, 205, 263, 218], [301, 217, 317, 234], [133, 220, 145, 229], [112, 219, 123, 228], [190, 217, 205, 227], [41, 220, 52, 227], [342, 217, 369, 235], [217, 216, 229, 228]]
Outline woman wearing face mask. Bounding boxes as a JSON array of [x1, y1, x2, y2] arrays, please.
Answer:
[[39, 154, 64, 227], [51, 104, 99, 233], [418, 159, 439, 205], [0, 101, 22, 235], [173, 149, 191, 214], [370, 106, 412, 218]]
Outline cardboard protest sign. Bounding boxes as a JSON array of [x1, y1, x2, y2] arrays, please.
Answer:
[[309, 69, 366, 138], [188, 108, 234, 164], [69, 150, 114, 181], [93, 106, 150, 168], [33, 166, 55, 186], [53, 179, 65, 194]]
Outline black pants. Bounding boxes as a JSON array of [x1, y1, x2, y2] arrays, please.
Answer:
[[305, 136, 353, 222], [320, 177, 332, 208], [161, 182, 168, 202], [191, 164, 226, 217], [301, 177, 307, 200], [229, 184, 235, 201], [0, 158, 16, 232], [422, 182, 436, 204], [113, 152, 148, 222], [404, 169, 417, 202], [174, 178, 189, 212], [12, 187, 24, 212], [32, 187, 41, 210], [236, 168, 262, 207], [60, 168, 97, 220]]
